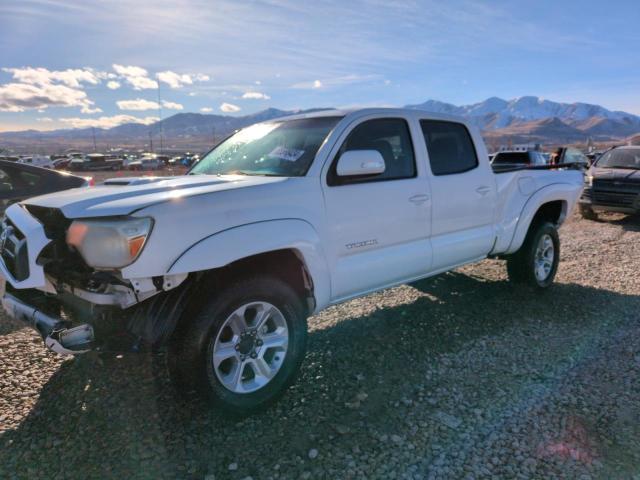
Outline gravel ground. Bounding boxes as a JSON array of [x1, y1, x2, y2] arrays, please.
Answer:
[[1, 212, 640, 479]]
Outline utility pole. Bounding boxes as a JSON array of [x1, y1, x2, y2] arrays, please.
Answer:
[[157, 83, 164, 155]]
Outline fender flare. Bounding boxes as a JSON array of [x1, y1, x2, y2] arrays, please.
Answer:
[[505, 183, 577, 254], [167, 219, 331, 312]]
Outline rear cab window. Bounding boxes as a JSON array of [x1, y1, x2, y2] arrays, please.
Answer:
[[420, 120, 478, 176], [491, 152, 532, 165]]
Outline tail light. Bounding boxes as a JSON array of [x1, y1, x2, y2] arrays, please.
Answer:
[[84, 177, 95, 187]]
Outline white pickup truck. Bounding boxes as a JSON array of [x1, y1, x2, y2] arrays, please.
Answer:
[[0, 108, 583, 413]]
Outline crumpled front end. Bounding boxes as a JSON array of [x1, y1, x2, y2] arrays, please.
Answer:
[[0, 203, 188, 355]]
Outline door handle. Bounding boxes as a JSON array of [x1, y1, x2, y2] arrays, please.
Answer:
[[409, 194, 430, 204], [476, 186, 491, 196]]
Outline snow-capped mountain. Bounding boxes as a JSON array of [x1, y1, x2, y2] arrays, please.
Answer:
[[2, 97, 639, 152], [405, 96, 640, 138]]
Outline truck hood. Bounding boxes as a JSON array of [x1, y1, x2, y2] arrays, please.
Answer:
[[590, 167, 640, 185], [22, 174, 287, 218]]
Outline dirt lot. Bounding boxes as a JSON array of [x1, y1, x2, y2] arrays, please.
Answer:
[[1, 212, 640, 479]]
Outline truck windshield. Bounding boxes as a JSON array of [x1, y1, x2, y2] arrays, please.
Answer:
[[596, 149, 640, 169], [190, 116, 342, 177]]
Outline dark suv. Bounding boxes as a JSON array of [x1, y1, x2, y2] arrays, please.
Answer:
[[579, 146, 640, 219]]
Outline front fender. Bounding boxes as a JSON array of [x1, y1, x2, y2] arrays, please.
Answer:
[[504, 182, 581, 255], [167, 219, 331, 312]]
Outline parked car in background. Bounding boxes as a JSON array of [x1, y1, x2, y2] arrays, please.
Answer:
[[550, 147, 589, 169], [579, 146, 640, 219], [18, 155, 54, 169], [586, 151, 603, 166], [491, 150, 548, 170], [0, 108, 583, 414], [156, 155, 170, 166], [52, 158, 71, 170], [0, 160, 91, 214], [128, 156, 163, 171], [69, 153, 123, 171]]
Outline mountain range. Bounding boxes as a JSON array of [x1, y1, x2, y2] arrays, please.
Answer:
[[406, 96, 640, 146], [2, 97, 639, 153]]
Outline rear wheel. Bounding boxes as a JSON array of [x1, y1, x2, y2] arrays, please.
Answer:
[[506, 221, 560, 288], [169, 275, 308, 414]]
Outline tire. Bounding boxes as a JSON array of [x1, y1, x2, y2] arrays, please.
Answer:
[[506, 221, 560, 289], [169, 275, 308, 414], [579, 204, 598, 221]]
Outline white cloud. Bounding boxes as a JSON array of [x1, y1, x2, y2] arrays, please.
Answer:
[[0, 67, 103, 113], [2, 67, 99, 87], [313, 80, 323, 89], [157, 70, 193, 89], [220, 102, 241, 113], [37, 117, 53, 122], [116, 98, 182, 111], [112, 64, 158, 90], [0, 82, 99, 113], [242, 91, 271, 100], [59, 115, 159, 129], [106, 80, 121, 90], [128, 76, 158, 90], [81, 105, 103, 114], [116, 98, 159, 111], [162, 100, 183, 110], [200, 107, 213, 113], [112, 64, 147, 78], [188, 92, 197, 97], [157, 71, 209, 88]]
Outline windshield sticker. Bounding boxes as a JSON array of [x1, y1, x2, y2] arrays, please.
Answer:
[[268, 146, 305, 162]]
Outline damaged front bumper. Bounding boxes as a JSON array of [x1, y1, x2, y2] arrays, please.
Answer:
[[0, 203, 189, 355], [1, 287, 94, 355]]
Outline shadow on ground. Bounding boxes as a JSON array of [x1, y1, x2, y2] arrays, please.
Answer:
[[1, 271, 638, 479], [593, 212, 640, 232]]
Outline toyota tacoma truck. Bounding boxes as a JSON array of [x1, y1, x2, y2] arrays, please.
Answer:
[[0, 108, 583, 413]]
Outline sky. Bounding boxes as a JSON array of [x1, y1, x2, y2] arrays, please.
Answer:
[[0, 0, 639, 131]]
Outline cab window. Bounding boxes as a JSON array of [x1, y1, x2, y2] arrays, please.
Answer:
[[421, 120, 478, 176], [328, 118, 416, 186]]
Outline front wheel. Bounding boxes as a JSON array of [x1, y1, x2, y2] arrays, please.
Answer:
[[169, 276, 308, 414], [506, 222, 560, 288]]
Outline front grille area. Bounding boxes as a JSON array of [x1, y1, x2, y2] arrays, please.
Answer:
[[593, 190, 637, 207], [584, 181, 640, 208], [0, 218, 29, 281], [23, 205, 70, 239]]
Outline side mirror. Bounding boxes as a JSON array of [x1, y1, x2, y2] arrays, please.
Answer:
[[336, 150, 385, 177]]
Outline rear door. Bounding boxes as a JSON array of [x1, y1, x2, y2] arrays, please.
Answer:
[[321, 116, 432, 301], [420, 120, 497, 270]]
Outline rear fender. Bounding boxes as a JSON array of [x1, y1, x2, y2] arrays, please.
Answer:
[[167, 219, 331, 312], [502, 183, 580, 255]]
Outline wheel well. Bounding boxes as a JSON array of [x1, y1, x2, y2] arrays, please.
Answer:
[[210, 249, 314, 311], [532, 200, 565, 226]]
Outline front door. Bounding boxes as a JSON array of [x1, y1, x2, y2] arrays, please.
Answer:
[[322, 117, 432, 301]]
